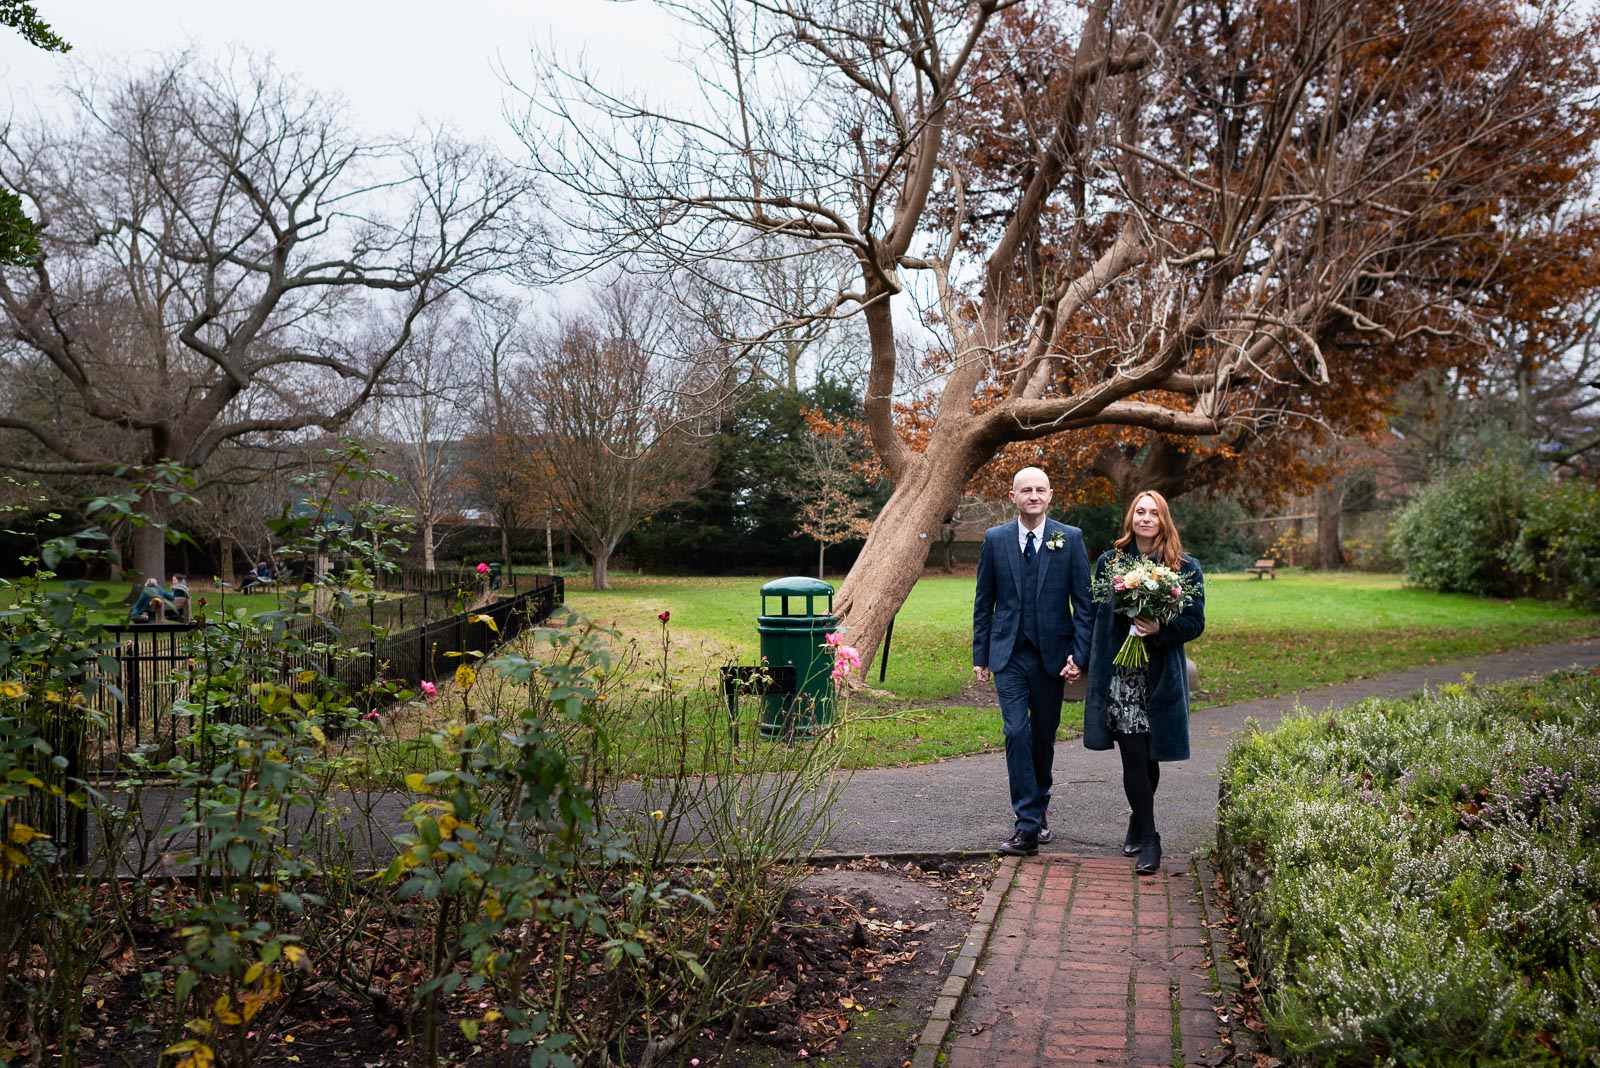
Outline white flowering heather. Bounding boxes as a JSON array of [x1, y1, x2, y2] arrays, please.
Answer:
[[1218, 674, 1600, 1065]]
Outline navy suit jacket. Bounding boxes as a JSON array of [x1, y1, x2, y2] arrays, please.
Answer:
[[972, 518, 1094, 676]]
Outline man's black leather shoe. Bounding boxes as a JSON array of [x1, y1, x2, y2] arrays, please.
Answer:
[[1122, 815, 1140, 856], [1037, 814, 1052, 844], [999, 829, 1040, 857], [1134, 832, 1162, 874]]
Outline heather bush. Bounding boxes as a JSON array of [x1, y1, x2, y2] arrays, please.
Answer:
[[1218, 673, 1600, 1066]]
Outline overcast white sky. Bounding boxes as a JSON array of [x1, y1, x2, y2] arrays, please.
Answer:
[[0, 1, 689, 148]]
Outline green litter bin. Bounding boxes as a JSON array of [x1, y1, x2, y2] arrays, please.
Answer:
[[757, 576, 838, 738]]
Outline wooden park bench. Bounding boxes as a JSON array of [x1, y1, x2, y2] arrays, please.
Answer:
[[1246, 558, 1277, 579]]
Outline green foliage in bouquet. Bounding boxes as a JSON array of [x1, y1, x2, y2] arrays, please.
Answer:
[[1089, 551, 1201, 668]]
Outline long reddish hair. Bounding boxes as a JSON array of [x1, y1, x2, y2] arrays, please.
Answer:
[[1113, 490, 1185, 569]]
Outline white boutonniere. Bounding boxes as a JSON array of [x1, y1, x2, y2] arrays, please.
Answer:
[[1045, 529, 1065, 551]]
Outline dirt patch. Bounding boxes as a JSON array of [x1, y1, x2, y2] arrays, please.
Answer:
[[694, 857, 996, 1067], [42, 857, 993, 1068]]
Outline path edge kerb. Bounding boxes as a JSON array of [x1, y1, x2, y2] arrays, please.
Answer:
[[909, 854, 1020, 1068]]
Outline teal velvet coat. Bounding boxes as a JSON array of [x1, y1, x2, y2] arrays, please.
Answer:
[[1081, 550, 1205, 761]]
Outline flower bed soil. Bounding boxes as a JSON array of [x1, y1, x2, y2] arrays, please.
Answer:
[[37, 857, 994, 1068]]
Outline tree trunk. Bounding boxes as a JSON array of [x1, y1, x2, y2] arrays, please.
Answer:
[[501, 523, 513, 572], [1315, 481, 1344, 570], [131, 490, 169, 583], [106, 518, 126, 582], [817, 542, 825, 580], [422, 519, 437, 572], [590, 540, 612, 591], [835, 452, 975, 667], [219, 535, 237, 587], [544, 520, 554, 577]]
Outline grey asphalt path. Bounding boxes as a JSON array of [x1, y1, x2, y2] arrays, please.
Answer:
[[822, 638, 1600, 857]]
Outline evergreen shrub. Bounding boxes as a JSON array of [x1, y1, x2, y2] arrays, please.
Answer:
[[1513, 479, 1600, 610], [1389, 451, 1538, 596]]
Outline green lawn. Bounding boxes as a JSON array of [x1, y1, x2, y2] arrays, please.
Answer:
[[560, 569, 1600, 768]]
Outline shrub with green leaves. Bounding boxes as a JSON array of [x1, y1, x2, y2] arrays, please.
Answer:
[[1389, 450, 1540, 597], [1217, 673, 1600, 1066], [1513, 478, 1600, 611]]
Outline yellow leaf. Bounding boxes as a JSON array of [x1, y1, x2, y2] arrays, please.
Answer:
[[309, 725, 327, 745], [214, 994, 242, 1025], [296, 670, 318, 684], [283, 945, 308, 969], [177, 1048, 216, 1068], [405, 773, 429, 794], [454, 664, 477, 690], [8, 822, 42, 844], [0, 681, 24, 699], [470, 613, 500, 634], [243, 962, 265, 985]]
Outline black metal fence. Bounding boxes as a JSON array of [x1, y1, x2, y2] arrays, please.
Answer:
[[72, 574, 564, 781], [356, 575, 564, 692]]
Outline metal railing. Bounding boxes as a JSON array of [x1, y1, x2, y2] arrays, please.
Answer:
[[73, 574, 564, 780]]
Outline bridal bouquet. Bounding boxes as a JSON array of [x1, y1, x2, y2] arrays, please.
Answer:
[[1090, 552, 1202, 668]]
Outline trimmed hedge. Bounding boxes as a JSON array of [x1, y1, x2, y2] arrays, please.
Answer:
[[1217, 673, 1600, 1066]]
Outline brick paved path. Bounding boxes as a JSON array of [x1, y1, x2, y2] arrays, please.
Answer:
[[931, 854, 1236, 1068]]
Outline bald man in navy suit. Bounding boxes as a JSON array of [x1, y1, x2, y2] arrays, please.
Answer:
[[972, 467, 1094, 856]]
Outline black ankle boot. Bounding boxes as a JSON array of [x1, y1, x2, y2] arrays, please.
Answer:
[[1134, 832, 1162, 875], [1122, 815, 1140, 856]]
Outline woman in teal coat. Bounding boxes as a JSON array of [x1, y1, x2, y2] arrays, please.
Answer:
[[1082, 490, 1205, 875]]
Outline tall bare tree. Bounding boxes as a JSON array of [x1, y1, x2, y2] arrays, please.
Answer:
[[367, 298, 478, 571], [458, 294, 552, 574], [518, 0, 1600, 661], [518, 280, 714, 590], [0, 51, 530, 580]]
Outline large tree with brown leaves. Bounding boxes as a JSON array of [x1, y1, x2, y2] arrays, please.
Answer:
[[521, 0, 1600, 663]]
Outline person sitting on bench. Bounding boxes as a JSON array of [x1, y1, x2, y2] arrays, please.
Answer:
[[168, 573, 191, 622], [129, 578, 171, 624], [240, 561, 272, 591]]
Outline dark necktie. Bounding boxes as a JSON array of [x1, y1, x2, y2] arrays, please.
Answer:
[[1025, 530, 1036, 567]]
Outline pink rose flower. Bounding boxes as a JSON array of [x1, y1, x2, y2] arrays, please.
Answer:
[[658, 610, 670, 623], [476, 562, 490, 575], [420, 680, 437, 697]]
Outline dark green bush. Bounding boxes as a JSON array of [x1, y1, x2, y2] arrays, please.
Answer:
[[1513, 478, 1600, 610], [1389, 451, 1539, 596]]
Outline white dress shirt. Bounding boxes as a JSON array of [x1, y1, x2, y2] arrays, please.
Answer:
[[1017, 519, 1047, 554]]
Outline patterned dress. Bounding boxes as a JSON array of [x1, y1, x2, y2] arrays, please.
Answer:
[[1107, 662, 1151, 734]]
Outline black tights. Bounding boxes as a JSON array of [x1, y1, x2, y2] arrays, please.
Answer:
[[1114, 732, 1161, 838]]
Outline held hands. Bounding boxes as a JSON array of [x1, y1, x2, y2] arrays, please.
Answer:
[[1060, 655, 1081, 682], [973, 666, 991, 683], [1132, 616, 1161, 638]]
